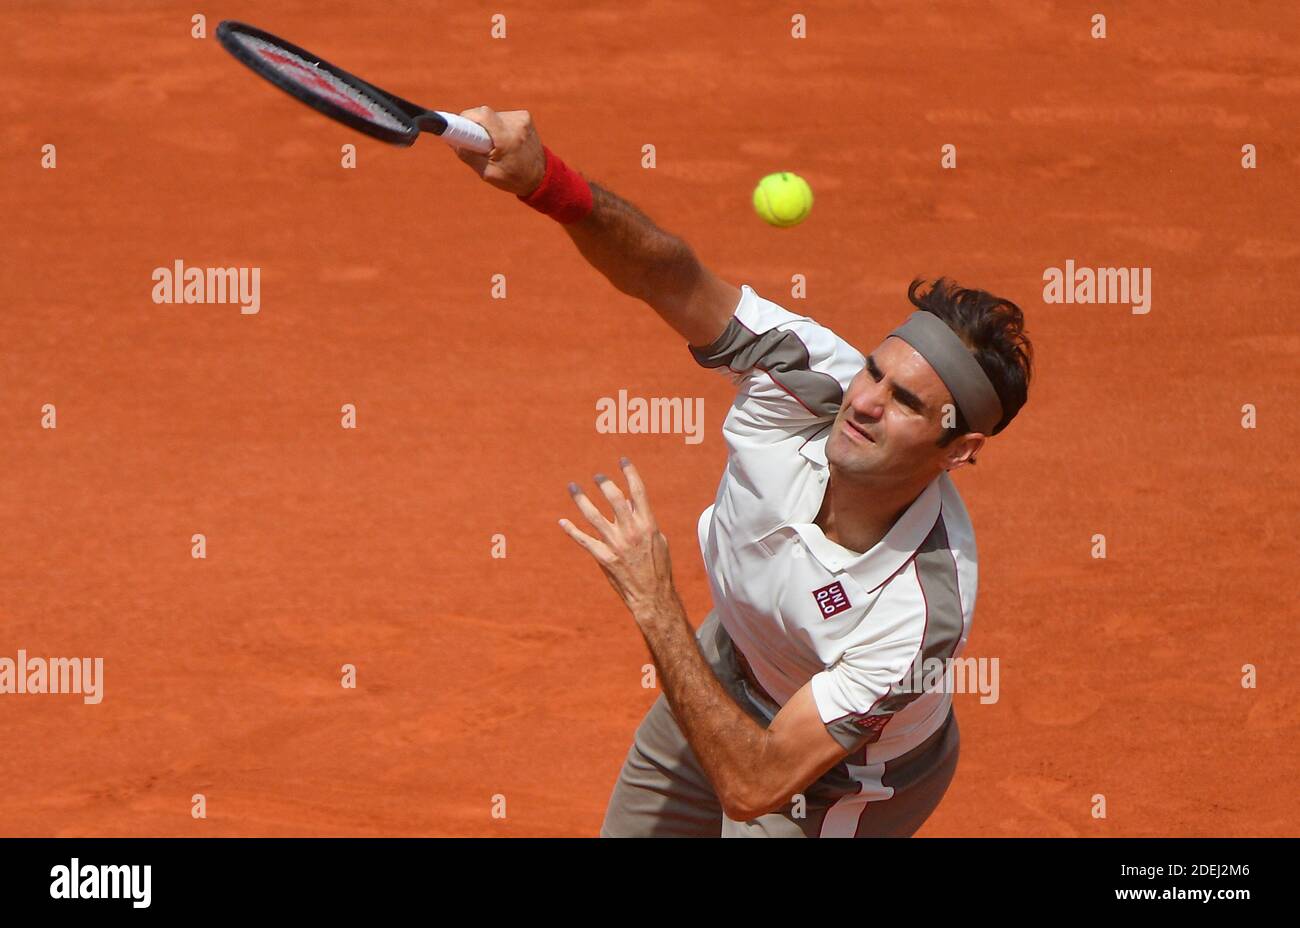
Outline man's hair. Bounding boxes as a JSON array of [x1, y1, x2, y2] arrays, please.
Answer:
[[906, 277, 1033, 444]]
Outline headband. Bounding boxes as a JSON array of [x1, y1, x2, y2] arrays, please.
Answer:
[[889, 311, 1003, 435]]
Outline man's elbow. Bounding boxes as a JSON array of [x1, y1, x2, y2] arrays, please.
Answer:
[[637, 238, 701, 306], [719, 777, 791, 824]]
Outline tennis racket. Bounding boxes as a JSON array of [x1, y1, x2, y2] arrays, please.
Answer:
[[215, 20, 493, 153]]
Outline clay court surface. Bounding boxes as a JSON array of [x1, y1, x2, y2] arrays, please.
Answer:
[[1, 1, 1296, 836]]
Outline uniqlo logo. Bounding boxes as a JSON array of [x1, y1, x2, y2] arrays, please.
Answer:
[[812, 581, 851, 618]]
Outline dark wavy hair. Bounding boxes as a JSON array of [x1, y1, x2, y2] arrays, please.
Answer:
[[907, 278, 1033, 445]]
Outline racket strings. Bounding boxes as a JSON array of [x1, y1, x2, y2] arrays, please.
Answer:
[[229, 33, 409, 133]]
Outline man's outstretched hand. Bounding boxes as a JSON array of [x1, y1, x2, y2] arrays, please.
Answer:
[[559, 458, 680, 624], [455, 106, 547, 197]]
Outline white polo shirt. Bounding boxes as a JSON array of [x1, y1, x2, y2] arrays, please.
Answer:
[[690, 285, 978, 763]]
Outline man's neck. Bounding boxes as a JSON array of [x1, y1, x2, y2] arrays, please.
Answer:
[[814, 469, 938, 555]]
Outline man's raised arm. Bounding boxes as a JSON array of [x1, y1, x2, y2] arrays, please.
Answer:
[[454, 106, 739, 348]]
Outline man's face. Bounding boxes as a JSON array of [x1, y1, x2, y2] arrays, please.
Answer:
[[826, 336, 970, 481]]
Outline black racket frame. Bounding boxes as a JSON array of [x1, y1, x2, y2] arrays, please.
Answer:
[[216, 20, 454, 147]]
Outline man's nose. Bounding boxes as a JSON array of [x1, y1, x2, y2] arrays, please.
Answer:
[[850, 381, 885, 420]]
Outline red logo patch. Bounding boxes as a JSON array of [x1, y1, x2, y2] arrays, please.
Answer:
[[812, 581, 852, 618]]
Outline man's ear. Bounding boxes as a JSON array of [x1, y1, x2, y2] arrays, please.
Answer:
[[944, 433, 986, 471]]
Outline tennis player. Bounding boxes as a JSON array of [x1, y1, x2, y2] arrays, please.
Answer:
[[455, 107, 1033, 837]]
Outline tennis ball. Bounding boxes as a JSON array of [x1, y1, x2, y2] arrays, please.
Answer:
[[752, 171, 813, 227]]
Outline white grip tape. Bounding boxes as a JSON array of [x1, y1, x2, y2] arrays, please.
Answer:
[[432, 111, 494, 153]]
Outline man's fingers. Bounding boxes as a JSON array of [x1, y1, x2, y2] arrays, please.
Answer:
[[568, 482, 615, 540], [558, 518, 614, 563], [593, 473, 634, 522], [454, 107, 497, 172], [457, 106, 503, 148], [455, 146, 490, 173], [619, 458, 655, 521]]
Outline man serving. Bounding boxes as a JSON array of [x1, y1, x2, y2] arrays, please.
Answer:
[[455, 107, 1033, 837]]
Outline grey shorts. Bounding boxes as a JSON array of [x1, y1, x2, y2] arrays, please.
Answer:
[[600, 612, 960, 838]]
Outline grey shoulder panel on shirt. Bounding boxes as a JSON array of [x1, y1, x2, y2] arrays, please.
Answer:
[[823, 513, 965, 753], [689, 316, 845, 417]]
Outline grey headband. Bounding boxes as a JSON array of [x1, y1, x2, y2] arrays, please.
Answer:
[[889, 311, 1003, 435]]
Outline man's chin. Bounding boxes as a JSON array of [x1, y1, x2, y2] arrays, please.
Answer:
[[827, 431, 878, 472]]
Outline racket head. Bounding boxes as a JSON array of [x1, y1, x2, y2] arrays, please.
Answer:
[[216, 20, 420, 147]]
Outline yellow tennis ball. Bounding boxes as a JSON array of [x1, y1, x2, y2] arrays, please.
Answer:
[[752, 171, 813, 227]]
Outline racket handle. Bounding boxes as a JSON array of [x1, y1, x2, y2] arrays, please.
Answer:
[[430, 111, 494, 154]]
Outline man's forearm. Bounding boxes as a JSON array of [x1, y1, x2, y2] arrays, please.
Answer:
[[562, 183, 730, 345], [633, 593, 774, 821], [562, 183, 685, 296], [454, 109, 734, 343]]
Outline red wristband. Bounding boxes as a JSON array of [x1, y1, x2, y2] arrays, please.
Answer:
[[517, 146, 593, 224]]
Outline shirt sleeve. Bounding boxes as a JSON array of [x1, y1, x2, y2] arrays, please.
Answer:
[[809, 609, 929, 752], [689, 285, 864, 430]]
